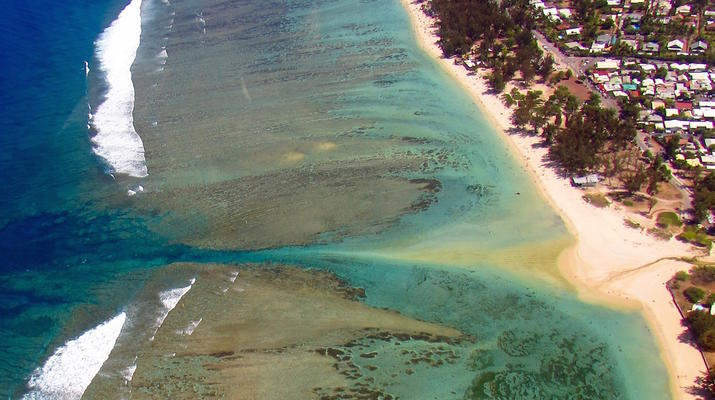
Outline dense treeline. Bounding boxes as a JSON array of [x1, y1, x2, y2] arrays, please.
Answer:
[[430, 0, 551, 92], [694, 173, 715, 222], [687, 310, 715, 351], [427, 1, 665, 192]]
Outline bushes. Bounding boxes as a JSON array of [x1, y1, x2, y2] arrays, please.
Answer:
[[677, 226, 713, 249], [687, 311, 715, 351], [583, 193, 610, 208], [692, 265, 715, 284], [685, 286, 706, 303], [675, 270, 690, 281], [656, 212, 682, 228]]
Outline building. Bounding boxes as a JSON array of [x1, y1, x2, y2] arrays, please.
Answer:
[[667, 39, 684, 52], [642, 42, 660, 53], [572, 174, 600, 187], [691, 40, 709, 53]]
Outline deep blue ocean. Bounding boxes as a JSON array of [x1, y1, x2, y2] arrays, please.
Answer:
[[0, 0, 677, 398], [0, 0, 177, 394]]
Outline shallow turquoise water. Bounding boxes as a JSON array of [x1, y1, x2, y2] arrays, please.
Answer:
[[0, 0, 674, 398]]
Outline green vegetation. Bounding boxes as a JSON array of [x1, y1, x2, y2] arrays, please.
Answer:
[[692, 265, 715, 283], [624, 218, 640, 229], [656, 212, 682, 228], [647, 227, 673, 241], [430, 0, 556, 93], [694, 173, 715, 223], [687, 310, 715, 351], [677, 226, 713, 249], [582, 193, 609, 208], [675, 270, 690, 282], [685, 286, 707, 303]]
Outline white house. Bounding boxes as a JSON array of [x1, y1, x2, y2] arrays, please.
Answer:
[[590, 42, 607, 53], [667, 39, 684, 52], [558, 8, 573, 18], [676, 4, 691, 14], [596, 59, 620, 70], [691, 40, 709, 53], [642, 42, 660, 53]]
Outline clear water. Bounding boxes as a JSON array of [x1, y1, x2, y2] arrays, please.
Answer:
[[0, 0, 672, 398]]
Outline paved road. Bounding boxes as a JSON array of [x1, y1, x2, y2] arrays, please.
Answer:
[[532, 30, 619, 110]]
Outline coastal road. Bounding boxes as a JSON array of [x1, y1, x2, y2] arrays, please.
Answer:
[[532, 30, 619, 110]]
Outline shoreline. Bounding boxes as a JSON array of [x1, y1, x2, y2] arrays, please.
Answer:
[[398, 0, 705, 398]]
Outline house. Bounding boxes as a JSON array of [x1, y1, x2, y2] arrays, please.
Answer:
[[590, 42, 607, 53], [694, 108, 715, 119], [691, 40, 709, 53], [572, 174, 600, 187], [664, 119, 689, 131], [667, 39, 684, 52], [676, 4, 691, 14], [558, 8, 573, 18], [606, 0, 621, 5], [675, 101, 693, 112], [620, 39, 638, 50], [565, 27, 582, 36], [651, 100, 665, 110], [690, 72, 711, 81], [564, 41, 587, 50], [596, 59, 620, 70], [691, 121, 714, 130], [655, 0, 671, 15], [642, 42, 660, 53], [596, 34, 614, 45], [543, 7, 560, 21]]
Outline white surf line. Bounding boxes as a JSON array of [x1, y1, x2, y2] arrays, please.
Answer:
[[149, 278, 196, 341], [23, 313, 127, 400], [177, 318, 203, 336], [91, 0, 148, 178], [121, 356, 138, 384]]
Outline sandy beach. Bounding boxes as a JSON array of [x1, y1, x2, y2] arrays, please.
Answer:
[[399, 0, 706, 398]]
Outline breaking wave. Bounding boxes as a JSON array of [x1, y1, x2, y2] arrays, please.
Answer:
[[90, 0, 147, 178], [23, 313, 127, 400]]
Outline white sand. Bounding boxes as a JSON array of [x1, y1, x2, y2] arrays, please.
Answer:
[[399, 0, 706, 398]]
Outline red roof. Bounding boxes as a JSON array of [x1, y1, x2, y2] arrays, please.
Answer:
[[676, 101, 693, 110]]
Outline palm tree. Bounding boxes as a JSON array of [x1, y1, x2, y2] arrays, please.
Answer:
[[501, 93, 517, 108]]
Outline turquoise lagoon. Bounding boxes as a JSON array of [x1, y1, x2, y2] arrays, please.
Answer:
[[0, 0, 673, 398]]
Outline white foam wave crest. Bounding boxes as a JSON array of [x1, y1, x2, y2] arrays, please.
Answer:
[[23, 313, 127, 400], [121, 357, 138, 383], [91, 0, 148, 178], [149, 278, 195, 341], [229, 271, 239, 283], [177, 318, 202, 336]]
